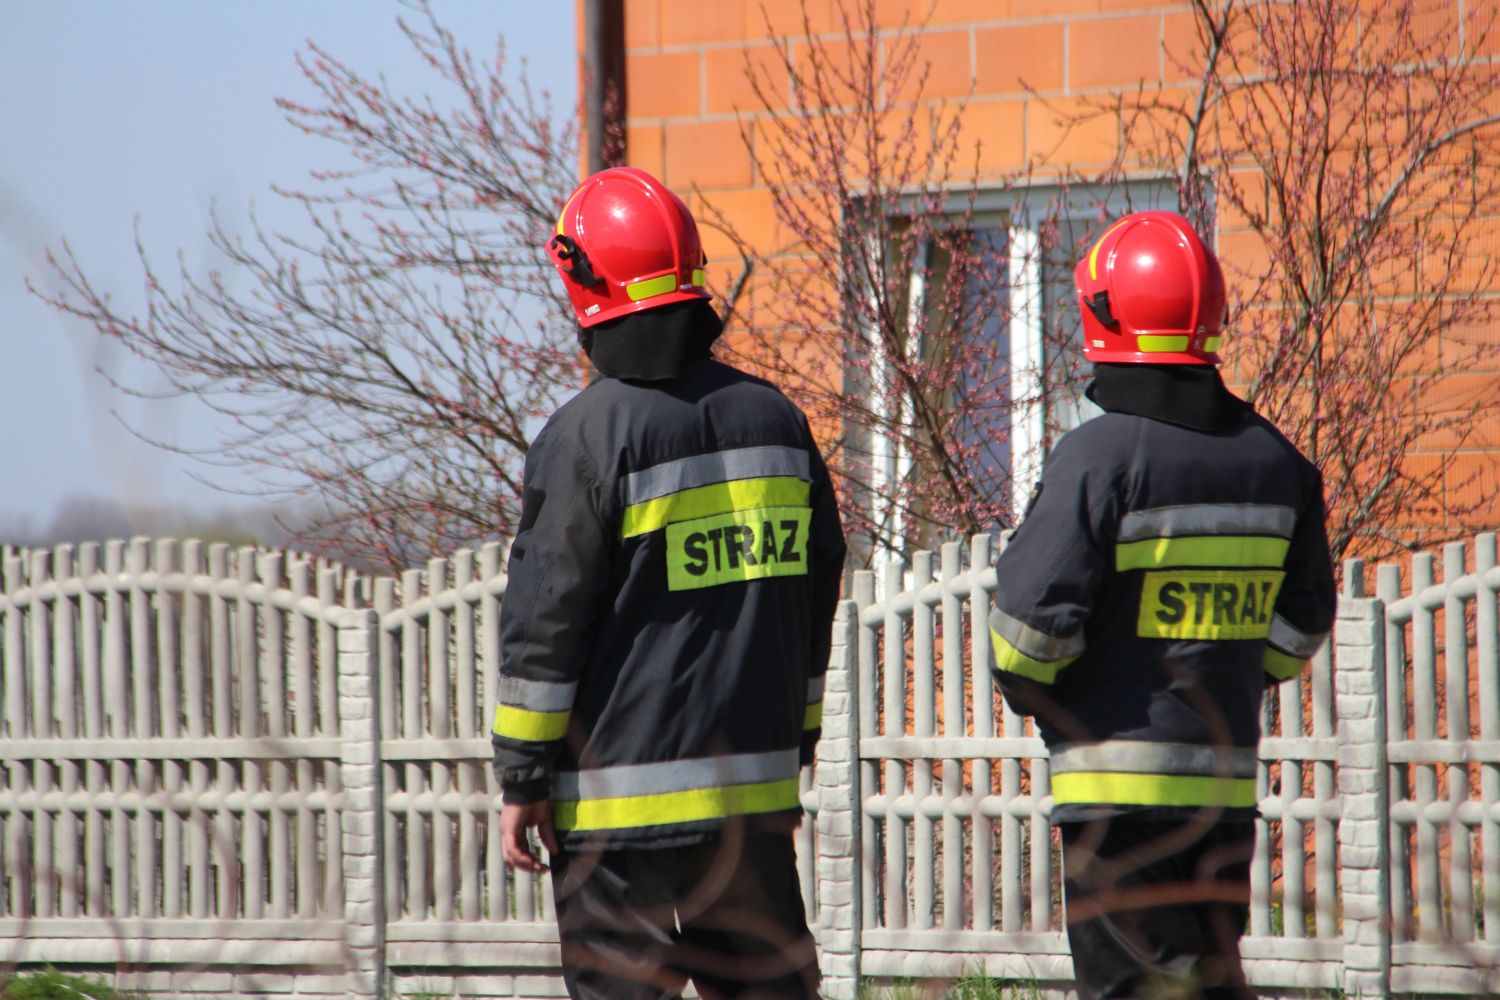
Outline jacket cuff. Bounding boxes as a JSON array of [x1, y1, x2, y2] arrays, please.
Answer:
[[500, 777, 551, 805]]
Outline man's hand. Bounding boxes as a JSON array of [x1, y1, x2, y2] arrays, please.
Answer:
[[501, 799, 559, 874]]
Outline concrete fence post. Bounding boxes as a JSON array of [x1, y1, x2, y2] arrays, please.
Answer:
[[339, 610, 386, 1000], [815, 600, 862, 999], [1334, 596, 1392, 998]]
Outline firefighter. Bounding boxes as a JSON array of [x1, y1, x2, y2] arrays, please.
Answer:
[[988, 211, 1336, 999], [492, 166, 845, 1000]]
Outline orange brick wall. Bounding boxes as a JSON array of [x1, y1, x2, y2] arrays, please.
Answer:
[[595, 0, 1500, 548]]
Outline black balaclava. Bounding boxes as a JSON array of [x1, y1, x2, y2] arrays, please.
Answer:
[[579, 299, 723, 381], [1086, 362, 1252, 433]]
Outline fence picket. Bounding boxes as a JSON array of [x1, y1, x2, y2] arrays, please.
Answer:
[[967, 535, 996, 934], [182, 540, 210, 920], [156, 539, 183, 920], [1442, 542, 1475, 943], [1476, 533, 1500, 944], [78, 542, 105, 918], [104, 540, 129, 919]]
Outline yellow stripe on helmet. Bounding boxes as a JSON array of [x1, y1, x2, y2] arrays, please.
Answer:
[[1088, 219, 1132, 281]]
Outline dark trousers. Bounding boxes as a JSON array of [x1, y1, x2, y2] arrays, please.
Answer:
[[1060, 816, 1256, 1000], [550, 830, 820, 999]]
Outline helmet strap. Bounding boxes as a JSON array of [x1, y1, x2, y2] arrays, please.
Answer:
[[1084, 291, 1118, 328], [549, 235, 604, 286]]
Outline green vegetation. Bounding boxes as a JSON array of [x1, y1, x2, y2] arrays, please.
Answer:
[[858, 974, 1047, 999], [0, 969, 139, 1000]]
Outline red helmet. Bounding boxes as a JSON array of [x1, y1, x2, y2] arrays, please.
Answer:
[[547, 166, 710, 328], [1073, 210, 1227, 365]]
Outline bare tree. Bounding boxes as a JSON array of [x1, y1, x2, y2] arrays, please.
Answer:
[[709, 0, 1088, 564], [36, 2, 581, 569], [1088, 0, 1500, 561]]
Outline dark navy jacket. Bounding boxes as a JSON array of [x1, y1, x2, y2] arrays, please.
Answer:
[[493, 355, 846, 848], [989, 364, 1336, 822]]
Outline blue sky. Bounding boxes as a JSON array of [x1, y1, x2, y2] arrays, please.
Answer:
[[0, 2, 576, 540]]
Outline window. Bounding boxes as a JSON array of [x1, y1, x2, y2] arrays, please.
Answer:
[[859, 181, 1181, 556]]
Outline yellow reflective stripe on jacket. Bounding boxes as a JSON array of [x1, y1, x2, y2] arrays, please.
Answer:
[[1116, 535, 1290, 571], [622, 476, 811, 538], [552, 777, 801, 832], [492, 703, 570, 742], [1050, 771, 1257, 808], [991, 629, 1075, 684], [803, 700, 823, 730], [665, 506, 810, 591], [1137, 569, 1284, 640], [1264, 646, 1308, 681]]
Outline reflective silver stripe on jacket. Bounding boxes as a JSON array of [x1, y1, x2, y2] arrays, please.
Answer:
[[552, 748, 800, 802], [989, 605, 1086, 662], [806, 675, 824, 703], [1268, 613, 1328, 657], [621, 446, 812, 506], [1118, 503, 1297, 542], [1049, 740, 1258, 779], [499, 675, 578, 712]]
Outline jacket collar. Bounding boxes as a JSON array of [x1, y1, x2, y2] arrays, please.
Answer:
[[580, 299, 723, 382], [1085, 362, 1252, 433]]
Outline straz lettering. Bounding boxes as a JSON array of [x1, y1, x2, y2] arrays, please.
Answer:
[[1137, 570, 1285, 640], [666, 506, 811, 591]]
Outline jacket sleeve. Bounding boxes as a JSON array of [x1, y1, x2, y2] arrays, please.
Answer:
[[1263, 472, 1337, 684], [801, 432, 848, 766], [989, 432, 1119, 721], [491, 423, 613, 802]]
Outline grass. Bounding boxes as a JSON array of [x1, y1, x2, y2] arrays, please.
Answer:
[[0, 969, 141, 1000], [858, 974, 1047, 999]]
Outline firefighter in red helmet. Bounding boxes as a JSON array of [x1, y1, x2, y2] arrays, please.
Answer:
[[494, 166, 845, 999], [989, 211, 1335, 999]]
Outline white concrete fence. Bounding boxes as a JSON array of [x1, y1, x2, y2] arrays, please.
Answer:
[[0, 534, 1496, 998]]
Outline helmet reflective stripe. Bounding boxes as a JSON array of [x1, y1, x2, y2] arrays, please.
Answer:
[[1087, 219, 1131, 281], [626, 273, 679, 301], [1138, 335, 1191, 352]]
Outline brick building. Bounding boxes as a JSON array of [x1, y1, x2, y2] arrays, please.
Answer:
[[577, 0, 1500, 559]]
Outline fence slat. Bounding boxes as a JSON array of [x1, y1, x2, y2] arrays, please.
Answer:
[[454, 550, 480, 923], [939, 543, 963, 931], [967, 535, 995, 934], [1410, 553, 1441, 943], [401, 569, 429, 921], [78, 543, 104, 918], [1476, 533, 1500, 944], [156, 540, 183, 920], [854, 569, 877, 934], [375, 577, 401, 923], [1442, 542, 1475, 943], [291, 560, 317, 919], [881, 557, 907, 931], [480, 543, 504, 922], [910, 552, 934, 930], [29, 551, 54, 919], [1377, 561, 1411, 940], [239, 548, 264, 920], [182, 540, 210, 920], [53, 544, 81, 919], [209, 544, 236, 919], [428, 556, 455, 924], [105, 540, 129, 919]]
